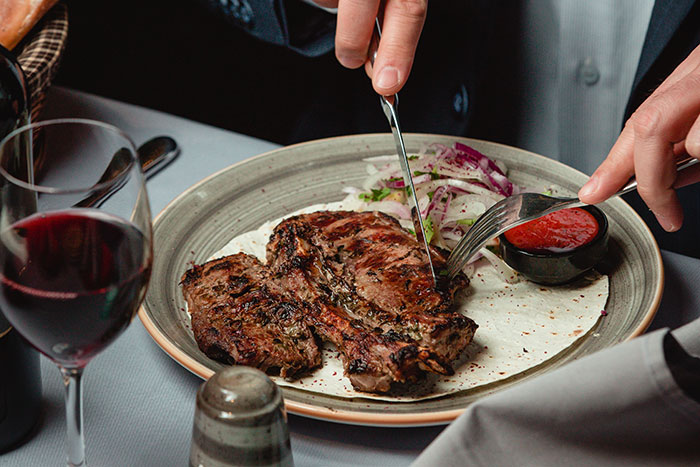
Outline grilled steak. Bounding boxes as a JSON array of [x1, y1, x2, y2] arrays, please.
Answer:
[[266, 218, 451, 392], [278, 211, 477, 364], [181, 210, 476, 393], [267, 211, 477, 374], [181, 253, 320, 379]]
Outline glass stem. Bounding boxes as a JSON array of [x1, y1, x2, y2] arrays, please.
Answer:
[[60, 366, 86, 467]]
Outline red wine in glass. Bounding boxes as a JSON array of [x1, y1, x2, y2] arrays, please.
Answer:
[[0, 118, 152, 467], [0, 209, 151, 368]]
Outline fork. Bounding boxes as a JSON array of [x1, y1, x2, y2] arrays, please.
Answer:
[[446, 156, 700, 279]]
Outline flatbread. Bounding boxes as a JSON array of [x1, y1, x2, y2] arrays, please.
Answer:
[[207, 201, 608, 401]]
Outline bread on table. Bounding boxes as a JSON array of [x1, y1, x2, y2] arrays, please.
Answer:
[[0, 0, 59, 50]]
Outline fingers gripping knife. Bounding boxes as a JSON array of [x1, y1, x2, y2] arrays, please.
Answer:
[[369, 18, 438, 285]]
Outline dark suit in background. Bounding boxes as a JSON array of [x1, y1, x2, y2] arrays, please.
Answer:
[[55, 0, 700, 256]]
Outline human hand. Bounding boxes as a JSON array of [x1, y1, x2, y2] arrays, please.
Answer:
[[578, 44, 700, 232], [313, 0, 427, 96]]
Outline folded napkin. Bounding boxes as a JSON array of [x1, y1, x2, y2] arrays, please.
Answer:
[[14, 1, 67, 123], [413, 318, 700, 467]]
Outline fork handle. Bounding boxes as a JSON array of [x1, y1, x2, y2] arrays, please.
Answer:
[[616, 156, 700, 197]]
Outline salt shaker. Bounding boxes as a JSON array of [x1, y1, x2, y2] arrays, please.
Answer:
[[189, 366, 294, 467]]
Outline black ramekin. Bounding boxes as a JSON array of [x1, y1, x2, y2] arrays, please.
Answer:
[[498, 205, 609, 285]]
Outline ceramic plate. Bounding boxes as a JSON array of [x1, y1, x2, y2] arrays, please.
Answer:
[[139, 134, 663, 427]]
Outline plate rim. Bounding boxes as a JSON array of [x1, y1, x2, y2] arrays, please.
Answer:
[[138, 132, 664, 426]]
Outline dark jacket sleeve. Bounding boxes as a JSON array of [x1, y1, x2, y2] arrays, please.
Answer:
[[198, 0, 336, 57], [621, 0, 700, 258]]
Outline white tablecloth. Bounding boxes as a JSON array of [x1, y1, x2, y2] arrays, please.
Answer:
[[3, 87, 699, 467]]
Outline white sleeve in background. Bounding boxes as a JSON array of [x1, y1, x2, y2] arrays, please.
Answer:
[[516, 0, 654, 175], [412, 318, 700, 467]]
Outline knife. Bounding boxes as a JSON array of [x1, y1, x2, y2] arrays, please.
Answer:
[[369, 19, 438, 285]]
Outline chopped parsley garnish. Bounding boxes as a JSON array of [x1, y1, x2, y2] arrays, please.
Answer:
[[408, 155, 419, 160], [359, 187, 392, 202], [423, 216, 434, 244], [486, 245, 499, 254], [407, 217, 434, 243], [412, 168, 441, 180]]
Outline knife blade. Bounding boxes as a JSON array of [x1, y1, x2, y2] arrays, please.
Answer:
[[370, 19, 438, 285]]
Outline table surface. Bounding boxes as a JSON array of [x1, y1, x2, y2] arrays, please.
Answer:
[[4, 87, 700, 467]]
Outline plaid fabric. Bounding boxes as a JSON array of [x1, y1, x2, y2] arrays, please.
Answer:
[[15, 2, 68, 122]]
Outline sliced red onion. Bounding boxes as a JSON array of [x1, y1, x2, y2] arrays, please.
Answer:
[[365, 200, 412, 220], [363, 166, 398, 190], [411, 173, 433, 185], [479, 247, 521, 284], [363, 155, 401, 162], [385, 178, 406, 189], [455, 142, 506, 175], [454, 142, 514, 196], [424, 185, 449, 217], [440, 229, 464, 242]]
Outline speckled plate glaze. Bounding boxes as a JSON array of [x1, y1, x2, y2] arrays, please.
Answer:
[[139, 134, 663, 427]]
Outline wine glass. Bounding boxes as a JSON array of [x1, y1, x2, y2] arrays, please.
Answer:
[[0, 119, 153, 466]]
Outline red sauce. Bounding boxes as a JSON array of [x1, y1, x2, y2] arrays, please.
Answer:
[[503, 207, 599, 253]]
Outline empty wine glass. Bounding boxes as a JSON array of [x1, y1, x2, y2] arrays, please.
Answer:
[[0, 119, 153, 466]]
